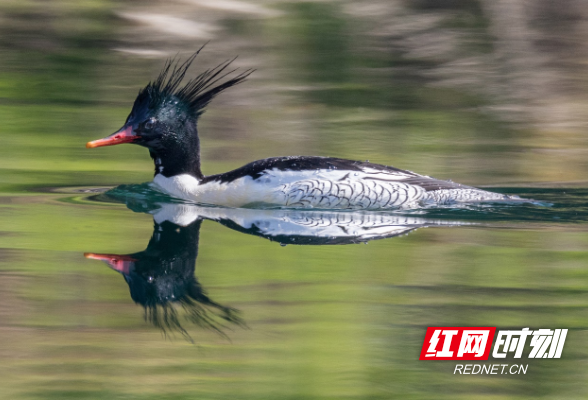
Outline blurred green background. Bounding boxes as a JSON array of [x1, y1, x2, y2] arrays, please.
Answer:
[[1, 0, 588, 399]]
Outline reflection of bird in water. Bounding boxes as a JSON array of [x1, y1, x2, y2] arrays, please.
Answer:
[[86, 197, 467, 339], [147, 202, 468, 245], [85, 217, 244, 341]]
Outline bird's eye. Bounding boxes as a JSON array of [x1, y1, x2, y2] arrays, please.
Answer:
[[144, 118, 156, 131]]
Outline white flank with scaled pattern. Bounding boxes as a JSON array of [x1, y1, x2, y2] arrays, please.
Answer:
[[152, 167, 512, 210]]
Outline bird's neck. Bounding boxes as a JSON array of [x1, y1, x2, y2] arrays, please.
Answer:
[[150, 123, 204, 180], [146, 219, 202, 263]]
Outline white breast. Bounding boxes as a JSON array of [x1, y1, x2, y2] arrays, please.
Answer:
[[152, 173, 275, 207]]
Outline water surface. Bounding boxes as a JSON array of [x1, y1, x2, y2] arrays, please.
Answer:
[[2, 1, 588, 399]]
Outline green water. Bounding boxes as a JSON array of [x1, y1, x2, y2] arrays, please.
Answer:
[[2, 1, 588, 399]]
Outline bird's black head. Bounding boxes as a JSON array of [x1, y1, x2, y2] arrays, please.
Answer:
[[87, 48, 252, 179]]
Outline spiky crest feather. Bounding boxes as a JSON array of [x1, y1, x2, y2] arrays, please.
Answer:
[[139, 45, 253, 118]]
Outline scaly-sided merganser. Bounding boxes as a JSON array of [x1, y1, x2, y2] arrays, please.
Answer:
[[87, 50, 519, 209]]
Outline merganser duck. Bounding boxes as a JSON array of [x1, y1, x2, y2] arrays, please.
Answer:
[[87, 50, 519, 209]]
